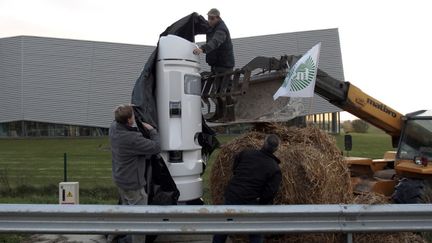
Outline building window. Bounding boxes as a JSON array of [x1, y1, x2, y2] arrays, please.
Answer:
[[305, 112, 340, 134], [0, 121, 108, 137]]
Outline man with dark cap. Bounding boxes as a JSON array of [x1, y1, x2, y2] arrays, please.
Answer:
[[193, 8, 235, 73], [212, 134, 282, 243], [193, 8, 235, 121]]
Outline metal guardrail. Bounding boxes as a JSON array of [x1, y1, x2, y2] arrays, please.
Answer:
[[0, 204, 432, 234]]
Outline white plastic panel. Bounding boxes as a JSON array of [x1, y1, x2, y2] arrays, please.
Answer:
[[156, 35, 203, 201]]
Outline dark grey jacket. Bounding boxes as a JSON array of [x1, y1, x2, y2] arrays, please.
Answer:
[[200, 20, 234, 68], [109, 121, 161, 191], [225, 149, 281, 205]]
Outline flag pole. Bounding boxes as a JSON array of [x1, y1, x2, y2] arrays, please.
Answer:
[[308, 96, 315, 118], [304, 96, 315, 143]]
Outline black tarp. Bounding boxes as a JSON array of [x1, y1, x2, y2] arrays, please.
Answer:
[[130, 12, 219, 207], [131, 12, 209, 130]]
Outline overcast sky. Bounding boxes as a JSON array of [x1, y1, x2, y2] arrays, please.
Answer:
[[1, 0, 431, 120]]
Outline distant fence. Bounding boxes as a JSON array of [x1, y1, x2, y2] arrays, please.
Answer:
[[0, 136, 114, 191]]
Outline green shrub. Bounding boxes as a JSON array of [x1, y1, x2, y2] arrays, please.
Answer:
[[351, 119, 369, 133]]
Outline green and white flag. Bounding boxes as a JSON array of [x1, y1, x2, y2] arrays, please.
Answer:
[[273, 42, 321, 100]]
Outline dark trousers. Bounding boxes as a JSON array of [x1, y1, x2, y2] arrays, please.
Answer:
[[213, 234, 264, 243], [212, 199, 264, 243], [110, 187, 147, 243], [210, 66, 235, 121], [211, 66, 233, 74]]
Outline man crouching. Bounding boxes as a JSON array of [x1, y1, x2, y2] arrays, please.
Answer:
[[213, 134, 282, 243]]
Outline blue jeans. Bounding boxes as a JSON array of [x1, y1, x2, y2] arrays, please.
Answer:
[[212, 199, 264, 243]]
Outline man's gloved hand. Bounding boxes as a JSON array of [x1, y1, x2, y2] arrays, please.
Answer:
[[193, 48, 203, 55]]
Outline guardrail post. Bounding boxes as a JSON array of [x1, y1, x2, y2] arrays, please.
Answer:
[[344, 233, 353, 243]]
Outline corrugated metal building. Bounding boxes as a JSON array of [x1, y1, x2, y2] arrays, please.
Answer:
[[0, 28, 344, 137]]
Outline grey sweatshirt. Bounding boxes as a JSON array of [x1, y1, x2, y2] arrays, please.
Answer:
[[109, 121, 161, 190]]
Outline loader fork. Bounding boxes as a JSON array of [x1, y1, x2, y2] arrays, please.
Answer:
[[201, 56, 290, 122]]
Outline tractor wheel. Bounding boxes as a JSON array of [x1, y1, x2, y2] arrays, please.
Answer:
[[392, 178, 432, 203]]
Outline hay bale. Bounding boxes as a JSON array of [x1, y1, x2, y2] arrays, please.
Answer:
[[353, 233, 427, 243], [352, 192, 427, 243], [275, 143, 351, 204], [210, 124, 351, 242], [210, 123, 426, 243], [210, 124, 352, 206], [353, 192, 389, 204]]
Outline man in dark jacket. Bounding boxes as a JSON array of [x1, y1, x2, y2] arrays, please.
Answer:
[[109, 104, 161, 243], [213, 134, 282, 243], [193, 8, 235, 73], [193, 8, 235, 120]]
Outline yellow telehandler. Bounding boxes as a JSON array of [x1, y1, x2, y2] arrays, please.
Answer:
[[201, 55, 432, 202]]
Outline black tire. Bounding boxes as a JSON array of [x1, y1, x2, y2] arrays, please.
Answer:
[[392, 178, 432, 203]]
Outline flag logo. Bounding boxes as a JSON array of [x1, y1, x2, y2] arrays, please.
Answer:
[[284, 56, 316, 91], [273, 42, 321, 99]]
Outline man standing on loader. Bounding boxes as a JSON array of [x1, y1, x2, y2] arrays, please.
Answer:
[[193, 8, 235, 121], [193, 8, 234, 73]]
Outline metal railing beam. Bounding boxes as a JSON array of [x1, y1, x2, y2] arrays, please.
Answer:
[[1, 204, 431, 234]]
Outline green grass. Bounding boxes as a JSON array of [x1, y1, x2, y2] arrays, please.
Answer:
[[0, 131, 394, 201], [201, 134, 235, 203], [0, 131, 398, 242], [0, 131, 394, 202], [0, 136, 239, 205], [0, 234, 29, 243], [334, 132, 394, 159], [0, 137, 113, 188]]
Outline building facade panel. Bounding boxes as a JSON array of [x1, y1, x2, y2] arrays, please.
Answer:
[[21, 37, 94, 126], [0, 37, 22, 123], [0, 28, 344, 134]]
